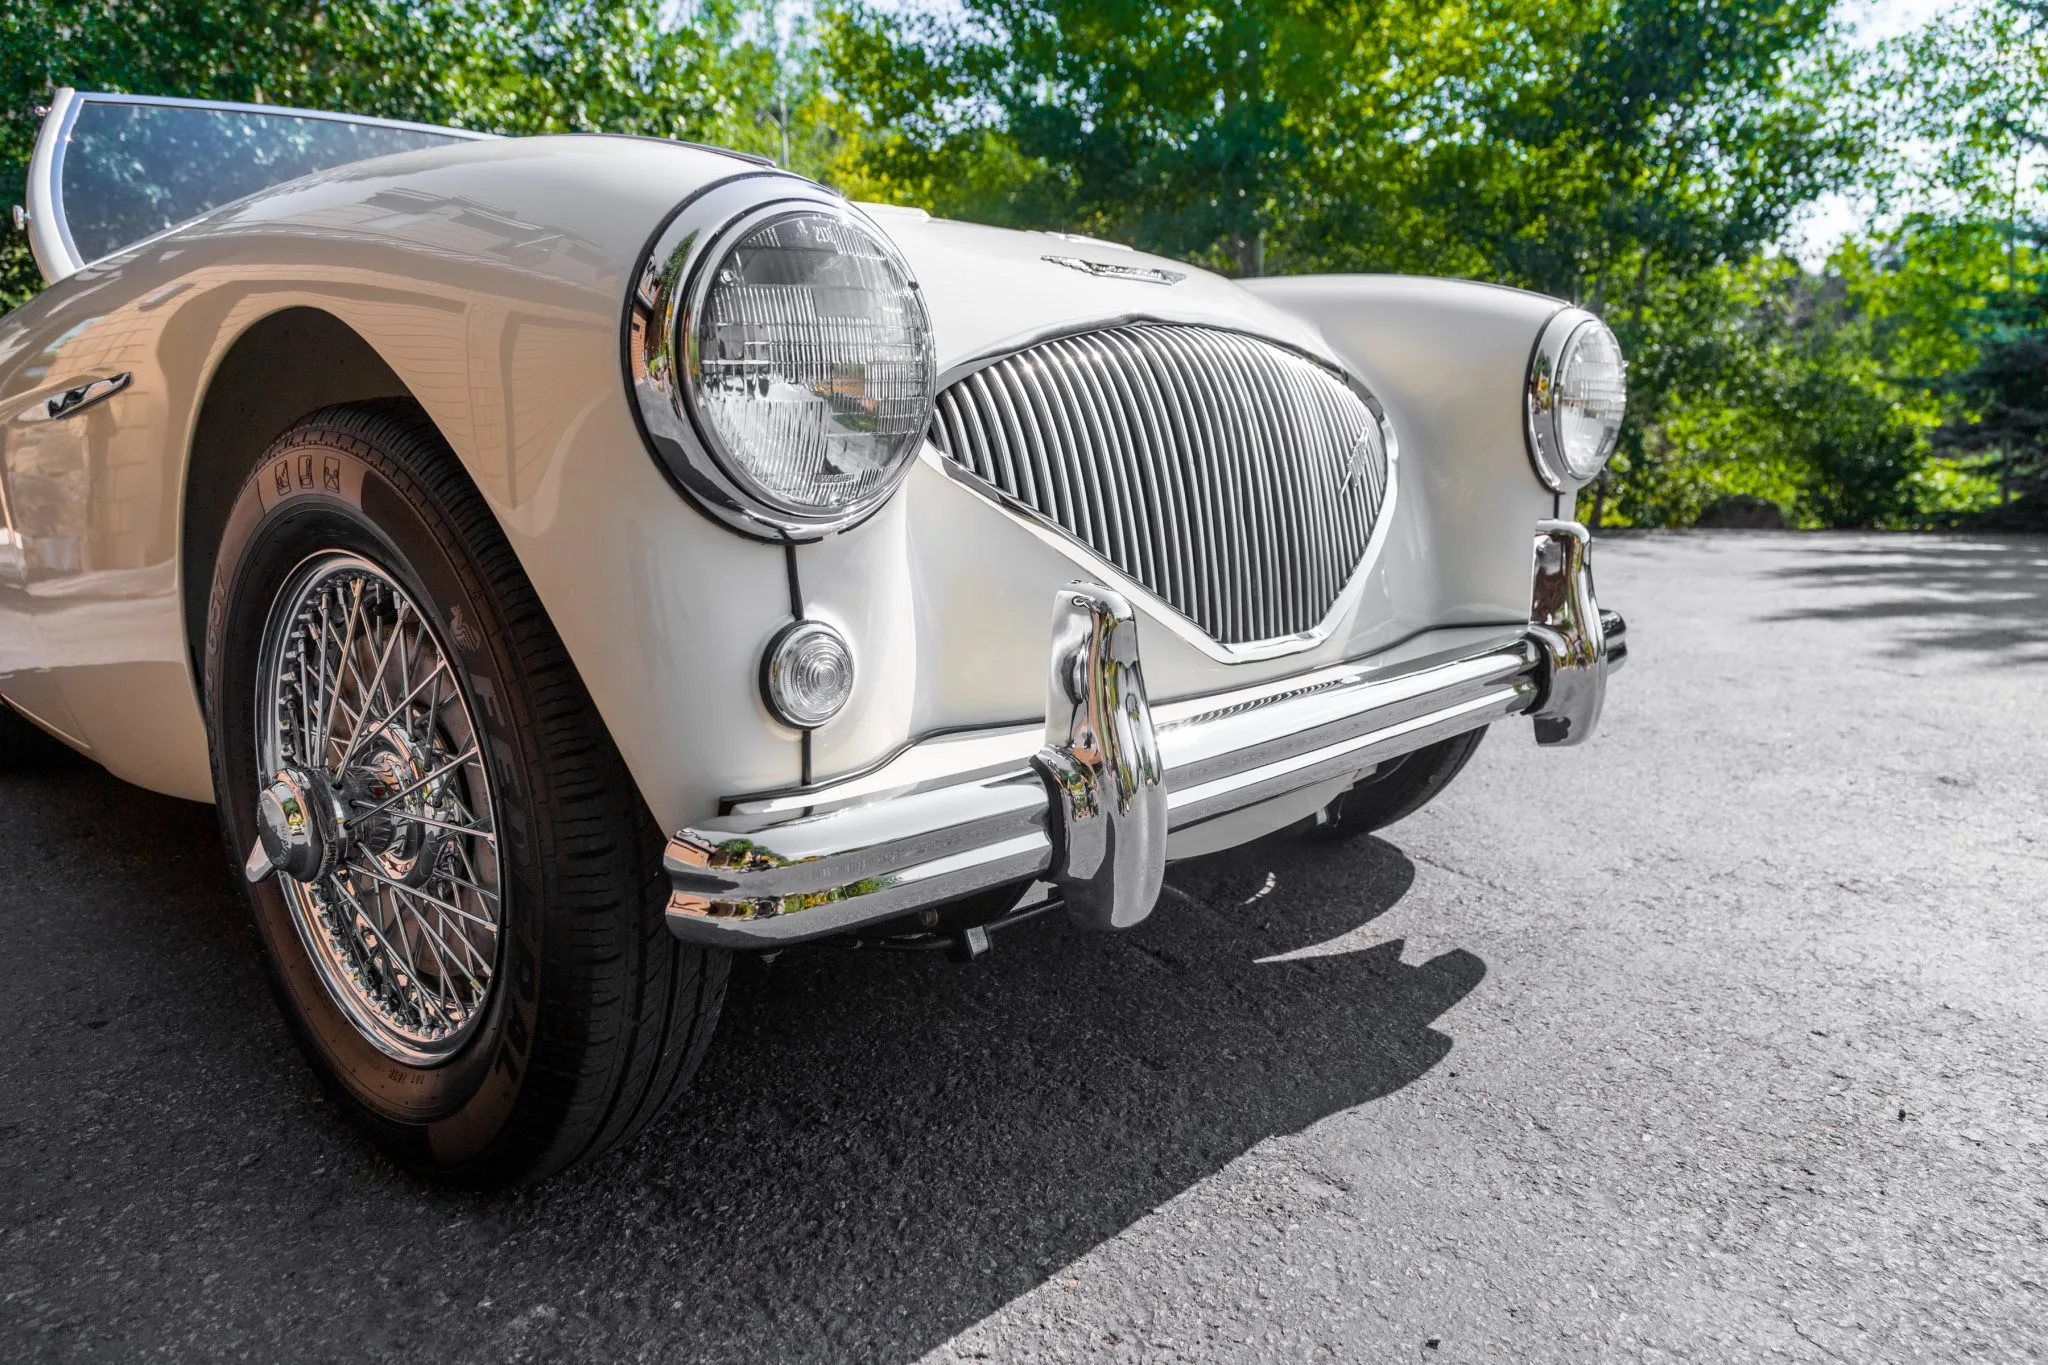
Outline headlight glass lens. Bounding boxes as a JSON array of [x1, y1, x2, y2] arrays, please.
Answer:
[[691, 210, 935, 518], [1553, 321, 1628, 482]]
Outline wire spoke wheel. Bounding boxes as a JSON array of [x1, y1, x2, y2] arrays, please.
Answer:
[[255, 552, 501, 1066], [212, 406, 728, 1183]]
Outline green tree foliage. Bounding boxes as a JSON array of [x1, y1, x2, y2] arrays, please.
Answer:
[[1936, 241, 2048, 520], [828, 1, 1855, 287], [0, 0, 821, 309], [828, 0, 1954, 525], [1870, 0, 2048, 230], [1873, 0, 2048, 523], [1, 0, 2041, 527], [1618, 220, 2020, 527]]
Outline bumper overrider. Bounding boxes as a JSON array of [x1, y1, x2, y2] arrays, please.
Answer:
[[664, 520, 1625, 948]]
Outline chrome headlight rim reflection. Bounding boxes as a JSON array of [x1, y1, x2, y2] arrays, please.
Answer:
[[1525, 308, 1627, 494], [626, 178, 935, 541]]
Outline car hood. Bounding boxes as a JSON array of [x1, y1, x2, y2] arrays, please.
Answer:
[[858, 205, 1338, 377]]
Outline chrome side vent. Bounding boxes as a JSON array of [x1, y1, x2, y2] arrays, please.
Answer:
[[927, 323, 1389, 645]]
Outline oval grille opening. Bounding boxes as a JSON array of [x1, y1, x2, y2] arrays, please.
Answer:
[[927, 323, 1389, 645]]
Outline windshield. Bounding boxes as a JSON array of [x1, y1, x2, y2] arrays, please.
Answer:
[[59, 100, 473, 265]]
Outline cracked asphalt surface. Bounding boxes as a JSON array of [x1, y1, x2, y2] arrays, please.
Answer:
[[3, 530, 2045, 1362]]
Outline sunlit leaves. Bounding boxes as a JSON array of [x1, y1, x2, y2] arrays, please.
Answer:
[[0, 0, 825, 308]]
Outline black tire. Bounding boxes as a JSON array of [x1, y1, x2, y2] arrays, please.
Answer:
[[204, 401, 727, 1187], [1311, 726, 1488, 839]]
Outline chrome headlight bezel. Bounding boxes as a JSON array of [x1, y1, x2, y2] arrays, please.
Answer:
[[627, 178, 937, 540], [1525, 308, 1628, 493]]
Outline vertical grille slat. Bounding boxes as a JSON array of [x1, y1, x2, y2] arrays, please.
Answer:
[[1039, 339, 1129, 576], [1098, 328, 1200, 623], [966, 371, 1026, 504], [932, 322, 1388, 646], [1144, 328, 1237, 640], [1052, 335, 1150, 592], [1221, 331, 1292, 638], [1240, 333, 1322, 620], [1095, 334, 1188, 612], [1172, 329, 1254, 639], [1220, 332, 1285, 635]]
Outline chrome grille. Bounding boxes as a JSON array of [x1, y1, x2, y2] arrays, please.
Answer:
[[927, 323, 1389, 644]]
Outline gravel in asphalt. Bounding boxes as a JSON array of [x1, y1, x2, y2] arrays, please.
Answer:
[[1, 530, 2044, 1363]]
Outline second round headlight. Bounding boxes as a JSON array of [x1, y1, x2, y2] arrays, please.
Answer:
[[1553, 320, 1627, 482], [1526, 311, 1628, 491], [688, 208, 935, 524]]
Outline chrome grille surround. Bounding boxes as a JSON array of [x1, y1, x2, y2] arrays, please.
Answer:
[[926, 323, 1393, 646]]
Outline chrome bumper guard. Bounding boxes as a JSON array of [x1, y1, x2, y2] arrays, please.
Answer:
[[665, 520, 1623, 948]]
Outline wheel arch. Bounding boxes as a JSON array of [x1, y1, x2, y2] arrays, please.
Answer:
[[180, 306, 437, 686]]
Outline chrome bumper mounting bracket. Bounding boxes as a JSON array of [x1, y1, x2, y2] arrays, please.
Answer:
[[1032, 585, 1168, 932], [1528, 519, 1623, 746]]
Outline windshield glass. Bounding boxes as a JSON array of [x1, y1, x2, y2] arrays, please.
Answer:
[[60, 101, 471, 264]]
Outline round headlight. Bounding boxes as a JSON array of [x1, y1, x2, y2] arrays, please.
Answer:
[[1526, 312, 1628, 491], [630, 188, 937, 538], [691, 209, 933, 519]]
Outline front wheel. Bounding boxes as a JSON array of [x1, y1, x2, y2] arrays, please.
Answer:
[[1310, 726, 1488, 840], [206, 402, 725, 1186]]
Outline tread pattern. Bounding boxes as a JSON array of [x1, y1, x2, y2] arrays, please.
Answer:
[[257, 402, 726, 1184]]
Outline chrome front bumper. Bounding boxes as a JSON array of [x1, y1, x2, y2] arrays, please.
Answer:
[[664, 520, 1624, 949]]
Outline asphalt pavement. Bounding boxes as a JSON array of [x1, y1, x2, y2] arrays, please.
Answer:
[[2, 531, 2044, 1363]]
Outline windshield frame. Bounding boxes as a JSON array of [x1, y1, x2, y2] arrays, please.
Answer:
[[26, 88, 493, 284]]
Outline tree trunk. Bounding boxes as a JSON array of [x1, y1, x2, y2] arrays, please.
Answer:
[[1234, 231, 1266, 278]]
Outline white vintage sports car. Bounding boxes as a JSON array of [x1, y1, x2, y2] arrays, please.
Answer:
[[0, 91, 1627, 1184]]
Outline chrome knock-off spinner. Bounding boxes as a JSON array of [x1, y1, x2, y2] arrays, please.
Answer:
[[253, 764, 345, 882]]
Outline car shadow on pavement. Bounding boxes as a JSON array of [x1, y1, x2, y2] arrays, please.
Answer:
[[0, 759, 1483, 1363], [1765, 533, 2048, 660]]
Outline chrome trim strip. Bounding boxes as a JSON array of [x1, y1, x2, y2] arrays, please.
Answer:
[[1157, 644, 1536, 794], [39, 88, 495, 136], [731, 723, 1042, 818], [1170, 683, 1530, 830], [664, 633, 1541, 947], [665, 769, 1055, 946]]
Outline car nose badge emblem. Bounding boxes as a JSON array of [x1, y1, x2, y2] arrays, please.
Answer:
[[1042, 254, 1186, 286], [1340, 432, 1378, 494]]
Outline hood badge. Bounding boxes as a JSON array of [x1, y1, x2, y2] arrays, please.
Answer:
[[1340, 431, 1381, 495], [1042, 254, 1186, 286]]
